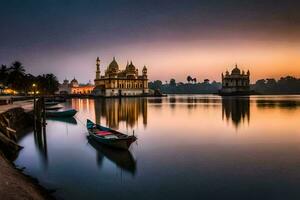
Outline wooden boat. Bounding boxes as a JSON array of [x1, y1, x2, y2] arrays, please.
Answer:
[[46, 109, 77, 117], [45, 101, 59, 106], [45, 106, 63, 110], [47, 117, 77, 125], [86, 119, 137, 150]]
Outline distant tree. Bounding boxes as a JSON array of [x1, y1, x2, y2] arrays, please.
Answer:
[[193, 78, 197, 83], [255, 79, 266, 86], [23, 74, 36, 94], [9, 61, 25, 75], [36, 74, 59, 95], [0, 65, 9, 85], [187, 76, 192, 83], [169, 78, 176, 87], [204, 79, 209, 84], [8, 61, 26, 92], [149, 80, 163, 90]]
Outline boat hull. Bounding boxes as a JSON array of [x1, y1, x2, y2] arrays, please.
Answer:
[[88, 131, 136, 150], [46, 109, 77, 117]]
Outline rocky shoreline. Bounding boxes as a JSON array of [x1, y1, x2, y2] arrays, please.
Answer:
[[0, 107, 54, 200]]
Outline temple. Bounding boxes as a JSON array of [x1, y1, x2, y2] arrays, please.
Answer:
[[93, 57, 149, 96], [220, 65, 250, 95], [57, 78, 94, 94]]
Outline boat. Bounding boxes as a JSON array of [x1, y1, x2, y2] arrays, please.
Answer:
[[45, 105, 63, 110], [46, 109, 77, 117], [47, 117, 77, 125], [86, 119, 137, 150], [87, 136, 136, 175], [45, 101, 59, 106]]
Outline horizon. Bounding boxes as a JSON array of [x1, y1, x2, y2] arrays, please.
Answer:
[[1, 0, 300, 83]]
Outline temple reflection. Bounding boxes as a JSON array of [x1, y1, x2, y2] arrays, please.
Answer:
[[222, 96, 250, 128], [94, 98, 147, 129]]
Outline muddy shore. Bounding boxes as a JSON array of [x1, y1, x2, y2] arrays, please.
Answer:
[[0, 107, 54, 200]]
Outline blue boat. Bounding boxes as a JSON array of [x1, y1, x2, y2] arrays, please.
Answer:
[[46, 109, 77, 117], [86, 119, 137, 150]]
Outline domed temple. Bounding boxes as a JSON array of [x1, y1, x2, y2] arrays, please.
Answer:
[[220, 64, 250, 95], [93, 57, 149, 96]]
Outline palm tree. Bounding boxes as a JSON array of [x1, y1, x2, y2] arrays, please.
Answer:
[[10, 61, 25, 75], [187, 76, 192, 83], [8, 61, 26, 92], [0, 65, 9, 85]]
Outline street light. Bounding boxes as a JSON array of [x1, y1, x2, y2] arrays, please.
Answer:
[[32, 84, 37, 118]]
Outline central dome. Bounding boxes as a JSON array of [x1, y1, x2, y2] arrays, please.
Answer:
[[126, 61, 136, 72], [231, 65, 241, 75], [107, 57, 119, 73]]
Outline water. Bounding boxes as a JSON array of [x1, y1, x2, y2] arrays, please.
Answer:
[[15, 95, 300, 200]]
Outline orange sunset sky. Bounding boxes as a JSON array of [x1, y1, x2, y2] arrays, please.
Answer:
[[1, 0, 300, 83]]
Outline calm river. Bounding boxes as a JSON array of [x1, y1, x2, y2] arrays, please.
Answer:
[[15, 95, 300, 200]]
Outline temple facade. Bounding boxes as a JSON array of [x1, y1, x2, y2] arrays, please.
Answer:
[[57, 78, 94, 94], [220, 65, 250, 95], [93, 57, 149, 97]]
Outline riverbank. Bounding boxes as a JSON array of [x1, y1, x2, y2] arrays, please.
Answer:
[[0, 106, 54, 200]]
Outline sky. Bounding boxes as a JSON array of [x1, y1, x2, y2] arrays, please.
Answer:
[[1, 0, 300, 83]]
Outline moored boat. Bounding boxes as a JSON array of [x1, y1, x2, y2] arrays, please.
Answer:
[[86, 119, 137, 150], [45, 101, 60, 106], [46, 109, 77, 117], [45, 105, 63, 110]]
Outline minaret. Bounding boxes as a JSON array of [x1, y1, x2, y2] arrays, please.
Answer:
[[142, 65, 147, 78], [96, 57, 100, 80]]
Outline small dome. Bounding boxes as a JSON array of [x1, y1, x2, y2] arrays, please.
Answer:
[[231, 65, 241, 75], [107, 57, 119, 73], [71, 78, 78, 84], [126, 61, 136, 72]]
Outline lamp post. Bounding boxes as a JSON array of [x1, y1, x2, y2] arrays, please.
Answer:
[[32, 83, 37, 121]]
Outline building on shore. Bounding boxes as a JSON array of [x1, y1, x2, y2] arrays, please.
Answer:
[[220, 65, 250, 95], [93, 57, 149, 97], [57, 78, 95, 94]]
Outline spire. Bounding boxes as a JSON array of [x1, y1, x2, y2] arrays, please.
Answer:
[[96, 57, 101, 80]]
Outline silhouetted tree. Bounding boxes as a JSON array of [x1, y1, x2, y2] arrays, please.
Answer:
[[0, 65, 9, 85], [36, 74, 59, 95], [148, 80, 163, 90], [8, 61, 26, 92], [1, 61, 59, 95], [187, 76, 192, 83], [170, 78, 176, 87]]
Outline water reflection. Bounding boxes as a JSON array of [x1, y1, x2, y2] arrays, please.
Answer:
[[33, 127, 48, 169], [47, 117, 77, 125], [222, 96, 250, 128], [15, 95, 300, 200], [87, 136, 137, 175], [256, 99, 300, 109], [94, 98, 147, 129]]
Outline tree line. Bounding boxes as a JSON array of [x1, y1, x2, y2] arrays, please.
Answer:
[[253, 76, 300, 94], [150, 75, 300, 94], [149, 77, 222, 94], [0, 61, 59, 95]]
